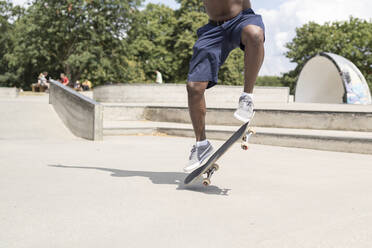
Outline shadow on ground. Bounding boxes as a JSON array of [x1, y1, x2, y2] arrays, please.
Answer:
[[49, 164, 231, 196]]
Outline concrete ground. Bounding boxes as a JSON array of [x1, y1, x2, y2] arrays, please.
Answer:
[[1, 96, 372, 248]]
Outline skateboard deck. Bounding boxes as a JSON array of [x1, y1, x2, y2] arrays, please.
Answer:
[[184, 115, 255, 186]]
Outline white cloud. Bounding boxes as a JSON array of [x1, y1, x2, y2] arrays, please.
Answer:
[[257, 0, 372, 76]]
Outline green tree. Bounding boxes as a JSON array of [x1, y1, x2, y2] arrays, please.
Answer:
[[5, 0, 142, 89], [126, 4, 177, 83], [0, 0, 23, 87], [283, 17, 372, 94], [256, 76, 283, 87], [175, 0, 204, 15]]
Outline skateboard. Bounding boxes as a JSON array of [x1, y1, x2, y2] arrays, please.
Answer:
[[184, 113, 255, 186]]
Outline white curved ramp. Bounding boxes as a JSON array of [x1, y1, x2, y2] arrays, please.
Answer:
[[295, 53, 371, 104]]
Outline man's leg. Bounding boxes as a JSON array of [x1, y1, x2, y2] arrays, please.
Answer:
[[241, 25, 265, 93], [234, 24, 264, 122], [187, 81, 209, 141], [184, 81, 214, 172]]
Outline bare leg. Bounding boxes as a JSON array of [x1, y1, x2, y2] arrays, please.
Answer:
[[241, 25, 265, 93], [187, 81, 209, 141]]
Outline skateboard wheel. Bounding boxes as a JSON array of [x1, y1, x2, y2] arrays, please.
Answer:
[[241, 144, 249, 150], [202, 179, 211, 186], [247, 127, 256, 134], [213, 164, 219, 171]]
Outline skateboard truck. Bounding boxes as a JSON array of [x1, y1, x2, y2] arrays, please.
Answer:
[[202, 164, 219, 186], [201, 128, 255, 186], [241, 127, 255, 150]]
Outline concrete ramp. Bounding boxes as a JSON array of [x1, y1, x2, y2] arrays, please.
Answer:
[[49, 80, 103, 141], [0, 96, 75, 140]]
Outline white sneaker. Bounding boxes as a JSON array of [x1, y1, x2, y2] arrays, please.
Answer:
[[184, 141, 214, 173], [234, 94, 254, 122]]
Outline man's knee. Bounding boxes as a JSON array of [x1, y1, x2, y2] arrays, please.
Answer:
[[241, 25, 265, 47], [187, 82, 208, 96]]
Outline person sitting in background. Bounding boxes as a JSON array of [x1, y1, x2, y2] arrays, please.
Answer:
[[74, 80, 82, 91], [82, 80, 92, 91], [60, 73, 69, 86], [40, 72, 50, 89], [38, 73, 44, 83], [31, 73, 47, 92]]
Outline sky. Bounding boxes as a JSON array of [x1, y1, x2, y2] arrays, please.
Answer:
[[10, 0, 372, 76]]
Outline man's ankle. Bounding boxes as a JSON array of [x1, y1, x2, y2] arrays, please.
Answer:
[[196, 139, 208, 147], [241, 92, 254, 100]]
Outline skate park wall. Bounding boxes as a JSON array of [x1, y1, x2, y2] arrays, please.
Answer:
[[0, 87, 19, 98], [295, 52, 371, 104], [49, 80, 103, 140], [93, 84, 290, 104]]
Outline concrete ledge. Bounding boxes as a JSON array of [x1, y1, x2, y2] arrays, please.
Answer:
[[206, 85, 290, 103], [93, 84, 290, 104], [49, 80, 103, 140], [251, 132, 372, 154], [103, 105, 372, 132], [0, 87, 19, 98], [103, 121, 372, 154], [160, 128, 372, 154], [104, 105, 147, 121], [253, 109, 372, 132], [149, 107, 372, 131]]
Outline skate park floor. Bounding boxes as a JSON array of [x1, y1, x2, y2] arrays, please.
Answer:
[[1, 95, 372, 248]]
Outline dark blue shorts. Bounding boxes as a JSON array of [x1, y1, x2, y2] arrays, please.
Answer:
[[187, 8, 265, 89]]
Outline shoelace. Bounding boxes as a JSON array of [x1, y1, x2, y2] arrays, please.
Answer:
[[240, 96, 253, 109], [189, 145, 197, 160]]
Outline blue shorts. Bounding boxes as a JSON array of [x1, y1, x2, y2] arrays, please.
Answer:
[[187, 8, 265, 89]]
